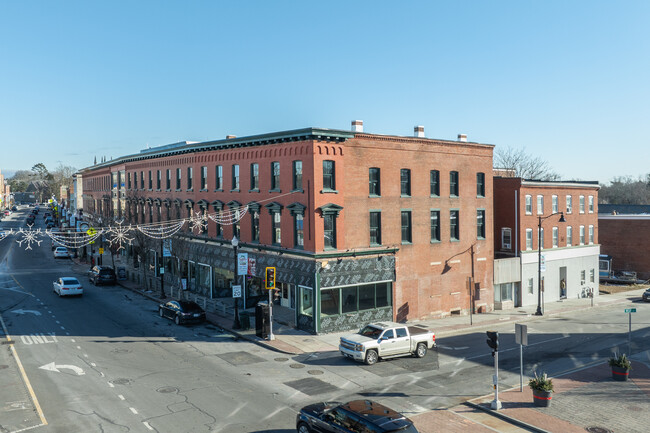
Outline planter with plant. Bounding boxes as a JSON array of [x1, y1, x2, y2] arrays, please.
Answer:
[[608, 352, 631, 381], [528, 371, 554, 407]]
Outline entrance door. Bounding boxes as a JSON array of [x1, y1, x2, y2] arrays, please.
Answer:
[[514, 282, 521, 307], [559, 267, 567, 299]]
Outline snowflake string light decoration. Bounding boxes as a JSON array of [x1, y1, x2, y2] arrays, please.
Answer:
[[137, 220, 186, 239], [187, 211, 207, 234], [46, 230, 103, 249], [16, 227, 43, 250], [208, 206, 248, 225], [105, 223, 134, 251]]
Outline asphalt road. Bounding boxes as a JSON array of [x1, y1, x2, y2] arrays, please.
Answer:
[[1, 207, 649, 433]]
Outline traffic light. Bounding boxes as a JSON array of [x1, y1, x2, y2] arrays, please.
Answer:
[[265, 267, 276, 289], [486, 331, 499, 355]]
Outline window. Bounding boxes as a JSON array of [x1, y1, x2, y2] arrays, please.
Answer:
[[525, 195, 532, 215], [590, 269, 595, 283], [450, 171, 459, 196], [294, 214, 304, 248], [476, 209, 485, 239], [250, 163, 259, 190], [579, 195, 585, 213], [589, 195, 594, 213], [401, 211, 412, 243], [323, 160, 335, 190], [552, 195, 558, 213], [370, 211, 382, 245], [231, 164, 239, 190], [187, 167, 193, 190], [430, 210, 440, 242], [566, 195, 572, 214], [215, 165, 223, 190], [251, 210, 260, 242], [526, 228, 533, 250], [567, 226, 573, 246], [176, 168, 181, 190], [450, 210, 459, 241], [502, 228, 512, 249], [400, 169, 411, 196], [323, 213, 336, 248], [528, 278, 534, 294], [271, 162, 280, 190], [140, 171, 145, 189], [495, 283, 514, 302], [200, 166, 207, 190], [148, 171, 152, 189], [581, 270, 586, 285], [127, 172, 131, 190], [292, 161, 302, 191], [272, 211, 281, 244], [166, 169, 171, 190], [430, 170, 440, 196], [579, 225, 585, 245], [369, 167, 381, 196], [476, 172, 485, 197], [537, 195, 544, 215], [552, 227, 558, 247], [588, 225, 594, 244]]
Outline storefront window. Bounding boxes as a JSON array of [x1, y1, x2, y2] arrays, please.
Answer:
[[359, 285, 375, 310], [300, 286, 313, 317], [342, 287, 357, 313], [321, 288, 339, 316], [376, 282, 391, 308], [212, 267, 233, 298]]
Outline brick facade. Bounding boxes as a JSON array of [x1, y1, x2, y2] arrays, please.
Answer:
[[599, 215, 650, 280]]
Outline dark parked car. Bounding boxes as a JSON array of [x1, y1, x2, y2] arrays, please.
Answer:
[[296, 400, 419, 433], [88, 266, 117, 286], [643, 288, 650, 302], [158, 300, 206, 325]]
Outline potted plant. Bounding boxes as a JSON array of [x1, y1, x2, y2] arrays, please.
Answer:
[[608, 352, 631, 381], [528, 371, 554, 407]]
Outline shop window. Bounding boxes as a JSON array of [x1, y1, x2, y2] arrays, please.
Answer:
[[321, 288, 339, 316], [299, 286, 313, 317]]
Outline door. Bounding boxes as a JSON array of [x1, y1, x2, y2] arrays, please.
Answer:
[[392, 327, 412, 354], [378, 329, 399, 356], [559, 267, 567, 299]]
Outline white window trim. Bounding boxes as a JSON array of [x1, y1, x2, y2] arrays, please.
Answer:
[[525, 228, 533, 251], [537, 195, 544, 215], [525, 195, 532, 215], [501, 227, 512, 250]]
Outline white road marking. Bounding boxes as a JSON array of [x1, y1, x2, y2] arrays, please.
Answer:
[[59, 326, 65, 330], [129, 407, 138, 414], [76, 345, 81, 349], [118, 395, 125, 400], [71, 339, 76, 343], [90, 362, 96, 367], [39, 362, 85, 376], [83, 354, 88, 358], [108, 382, 115, 388], [11, 309, 42, 316], [143, 421, 154, 430]]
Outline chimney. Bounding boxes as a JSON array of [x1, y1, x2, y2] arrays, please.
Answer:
[[458, 134, 467, 142], [351, 120, 363, 132], [226, 135, 236, 139], [414, 126, 425, 138]]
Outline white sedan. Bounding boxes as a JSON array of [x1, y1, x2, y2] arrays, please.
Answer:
[[53, 247, 69, 258], [53, 277, 83, 297]]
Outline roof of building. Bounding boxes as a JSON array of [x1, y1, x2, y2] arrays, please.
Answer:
[[598, 204, 650, 215]]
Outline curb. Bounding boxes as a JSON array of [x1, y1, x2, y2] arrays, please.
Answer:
[[462, 401, 550, 433]]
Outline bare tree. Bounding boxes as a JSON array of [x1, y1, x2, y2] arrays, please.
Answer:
[[493, 146, 560, 181], [599, 174, 650, 204]]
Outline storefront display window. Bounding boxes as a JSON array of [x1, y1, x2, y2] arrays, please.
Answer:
[[321, 288, 339, 316], [299, 286, 313, 317], [319, 282, 393, 317]]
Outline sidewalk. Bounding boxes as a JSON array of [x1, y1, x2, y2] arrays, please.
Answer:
[[73, 257, 649, 432]]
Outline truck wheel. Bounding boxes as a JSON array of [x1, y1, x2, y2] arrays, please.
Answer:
[[415, 343, 427, 358], [365, 350, 378, 365]]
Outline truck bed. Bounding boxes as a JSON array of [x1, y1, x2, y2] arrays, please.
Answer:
[[408, 325, 432, 335]]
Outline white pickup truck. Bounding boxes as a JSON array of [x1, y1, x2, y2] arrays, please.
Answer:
[[339, 322, 436, 365]]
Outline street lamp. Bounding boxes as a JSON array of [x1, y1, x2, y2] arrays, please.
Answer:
[[535, 212, 566, 316], [232, 236, 241, 329], [159, 239, 165, 299]]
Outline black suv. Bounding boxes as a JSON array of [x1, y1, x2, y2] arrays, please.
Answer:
[[296, 400, 418, 433], [89, 266, 117, 286]]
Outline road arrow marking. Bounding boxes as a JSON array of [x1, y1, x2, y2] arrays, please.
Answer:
[[39, 362, 85, 376], [11, 309, 42, 316]]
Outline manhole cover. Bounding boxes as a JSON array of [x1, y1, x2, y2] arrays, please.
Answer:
[[308, 370, 324, 375], [585, 427, 613, 433], [0, 364, 8, 369], [274, 357, 289, 362], [290, 363, 305, 369], [111, 378, 133, 385], [157, 386, 178, 394]]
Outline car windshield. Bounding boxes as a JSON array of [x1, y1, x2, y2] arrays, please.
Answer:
[[358, 326, 383, 338], [62, 278, 79, 285]]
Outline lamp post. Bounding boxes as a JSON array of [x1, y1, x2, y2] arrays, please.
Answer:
[[535, 212, 565, 316], [232, 236, 241, 329], [159, 238, 165, 299]]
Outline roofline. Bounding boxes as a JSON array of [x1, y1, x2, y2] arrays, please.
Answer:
[[520, 179, 600, 190], [599, 214, 650, 220]]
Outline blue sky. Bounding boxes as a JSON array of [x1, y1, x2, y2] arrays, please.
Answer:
[[1, 1, 648, 184]]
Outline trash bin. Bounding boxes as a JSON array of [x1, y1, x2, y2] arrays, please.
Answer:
[[239, 312, 250, 330], [255, 303, 270, 339]]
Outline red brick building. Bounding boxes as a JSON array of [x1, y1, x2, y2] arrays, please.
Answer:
[[493, 177, 600, 309], [79, 122, 494, 333], [598, 213, 650, 281]]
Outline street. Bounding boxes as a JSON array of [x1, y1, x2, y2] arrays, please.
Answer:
[[1, 209, 649, 432]]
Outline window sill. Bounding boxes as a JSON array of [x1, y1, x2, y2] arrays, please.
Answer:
[[430, 240, 441, 244], [401, 241, 412, 245], [166, 189, 171, 192], [477, 195, 485, 199], [450, 195, 459, 199], [200, 189, 208, 192], [249, 188, 260, 193], [369, 243, 382, 247], [450, 239, 460, 242], [175, 189, 182, 192], [321, 189, 338, 194], [400, 194, 411, 198], [323, 246, 337, 251], [214, 189, 223, 192], [230, 189, 240, 193], [269, 188, 281, 193], [292, 188, 304, 193], [430, 195, 439, 198], [187, 189, 193, 192]]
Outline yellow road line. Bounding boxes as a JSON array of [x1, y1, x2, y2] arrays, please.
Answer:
[[0, 293, 48, 426]]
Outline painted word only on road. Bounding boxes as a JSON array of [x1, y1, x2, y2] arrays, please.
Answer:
[[20, 333, 59, 345]]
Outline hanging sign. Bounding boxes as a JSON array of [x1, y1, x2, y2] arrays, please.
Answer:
[[237, 253, 248, 274]]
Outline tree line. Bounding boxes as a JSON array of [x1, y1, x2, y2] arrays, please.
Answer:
[[8, 163, 76, 202]]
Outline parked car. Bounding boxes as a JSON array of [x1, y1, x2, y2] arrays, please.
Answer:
[[0, 227, 7, 239], [3, 210, 10, 216], [296, 400, 419, 433], [46, 221, 55, 229], [339, 322, 436, 365], [53, 277, 83, 297], [643, 288, 650, 302], [88, 266, 117, 286], [158, 300, 206, 325], [53, 247, 70, 258]]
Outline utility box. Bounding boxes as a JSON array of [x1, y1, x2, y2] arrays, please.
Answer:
[[255, 303, 270, 339]]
